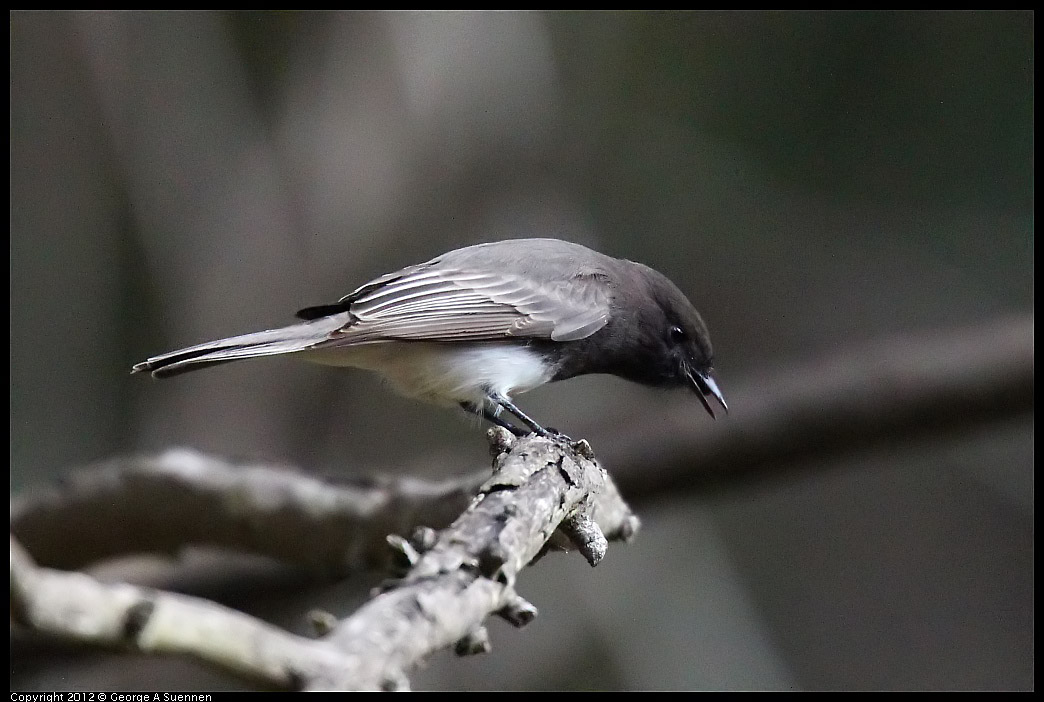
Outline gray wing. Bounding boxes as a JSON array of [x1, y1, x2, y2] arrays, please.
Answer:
[[325, 261, 610, 344]]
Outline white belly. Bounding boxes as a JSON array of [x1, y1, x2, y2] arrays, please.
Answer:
[[302, 342, 554, 407]]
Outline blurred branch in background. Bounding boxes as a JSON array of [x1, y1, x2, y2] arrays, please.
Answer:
[[11, 434, 638, 692], [600, 314, 1034, 499]]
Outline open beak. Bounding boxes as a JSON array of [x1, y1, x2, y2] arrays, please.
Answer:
[[688, 369, 728, 419]]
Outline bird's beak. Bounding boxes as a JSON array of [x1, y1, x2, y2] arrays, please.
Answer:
[[689, 369, 728, 419]]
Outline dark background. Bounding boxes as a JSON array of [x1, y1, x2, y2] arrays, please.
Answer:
[[10, 10, 1033, 690]]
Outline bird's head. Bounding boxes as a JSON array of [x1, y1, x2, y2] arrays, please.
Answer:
[[627, 263, 728, 418]]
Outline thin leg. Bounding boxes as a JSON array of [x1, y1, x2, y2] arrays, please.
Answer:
[[460, 401, 526, 436], [489, 394, 570, 440]]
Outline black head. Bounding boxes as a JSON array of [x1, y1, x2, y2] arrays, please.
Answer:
[[613, 263, 728, 418]]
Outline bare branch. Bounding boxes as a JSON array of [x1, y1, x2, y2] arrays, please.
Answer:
[[306, 433, 636, 690], [11, 435, 638, 691], [10, 536, 345, 690], [10, 449, 484, 573], [11, 444, 637, 576]]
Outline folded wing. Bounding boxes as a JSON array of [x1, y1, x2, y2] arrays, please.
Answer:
[[314, 262, 611, 346]]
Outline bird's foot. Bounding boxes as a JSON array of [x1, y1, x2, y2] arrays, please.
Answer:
[[537, 426, 573, 443]]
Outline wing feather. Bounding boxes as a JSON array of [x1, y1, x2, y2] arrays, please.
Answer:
[[322, 264, 610, 345]]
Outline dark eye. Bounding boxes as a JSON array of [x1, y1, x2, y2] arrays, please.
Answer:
[[669, 325, 686, 343]]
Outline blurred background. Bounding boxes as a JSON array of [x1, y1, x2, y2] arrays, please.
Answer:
[[10, 10, 1033, 691]]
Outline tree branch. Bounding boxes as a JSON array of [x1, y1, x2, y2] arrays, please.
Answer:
[[306, 431, 637, 690], [10, 536, 344, 689], [11, 432, 639, 691], [10, 448, 485, 573]]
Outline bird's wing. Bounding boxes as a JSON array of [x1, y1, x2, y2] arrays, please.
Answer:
[[315, 262, 610, 345]]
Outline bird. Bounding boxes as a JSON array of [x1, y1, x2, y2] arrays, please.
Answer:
[[132, 238, 727, 437]]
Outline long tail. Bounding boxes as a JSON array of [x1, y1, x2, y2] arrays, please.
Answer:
[[132, 314, 350, 378]]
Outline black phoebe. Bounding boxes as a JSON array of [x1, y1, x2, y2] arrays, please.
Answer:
[[133, 239, 726, 436]]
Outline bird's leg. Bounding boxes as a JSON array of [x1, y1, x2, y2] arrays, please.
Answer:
[[488, 393, 571, 441], [460, 401, 527, 437]]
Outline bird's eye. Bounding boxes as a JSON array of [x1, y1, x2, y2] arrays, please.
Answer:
[[669, 325, 686, 343]]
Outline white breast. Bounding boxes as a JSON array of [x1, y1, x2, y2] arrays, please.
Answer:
[[302, 342, 554, 407]]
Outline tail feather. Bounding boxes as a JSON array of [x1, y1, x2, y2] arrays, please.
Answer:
[[132, 315, 350, 378]]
